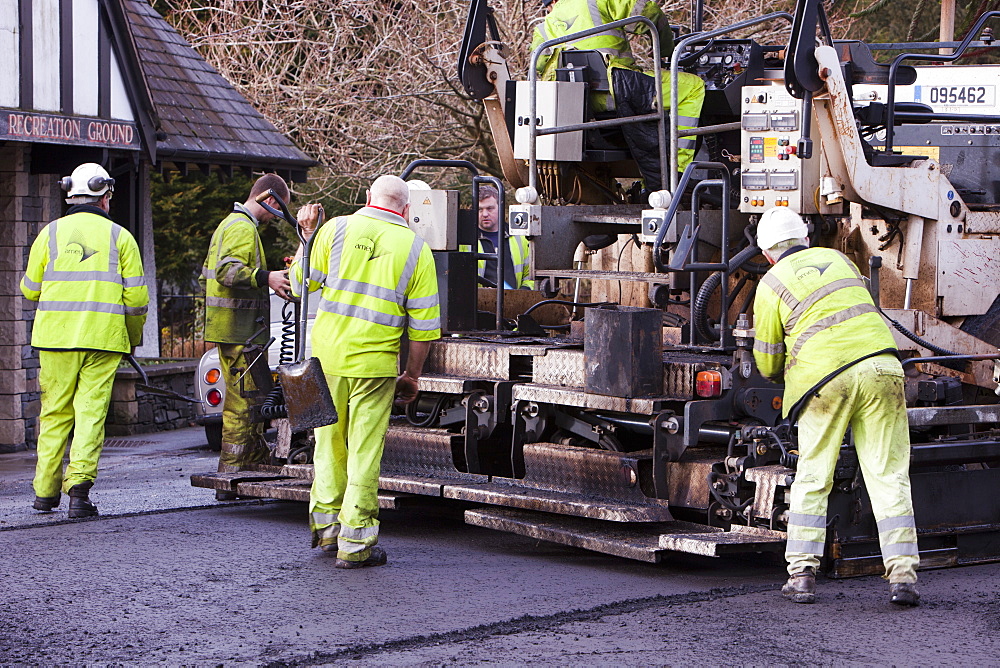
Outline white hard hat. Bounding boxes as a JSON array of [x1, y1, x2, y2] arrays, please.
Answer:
[[756, 207, 808, 251], [60, 163, 115, 201], [406, 179, 432, 191]]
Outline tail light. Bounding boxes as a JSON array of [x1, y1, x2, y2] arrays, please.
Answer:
[[696, 370, 723, 398], [207, 389, 223, 406], [205, 368, 221, 384]]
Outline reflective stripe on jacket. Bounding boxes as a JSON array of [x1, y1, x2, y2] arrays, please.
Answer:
[[292, 206, 441, 378], [461, 236, 534, 289], [20, 208, 148, 352], [531, 0, 672, 76], [201, 206, 269, 344], [751, 246, 897, 414]]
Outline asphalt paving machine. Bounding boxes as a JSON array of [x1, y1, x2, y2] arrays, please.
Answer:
[[193, 0, 1000, 576]]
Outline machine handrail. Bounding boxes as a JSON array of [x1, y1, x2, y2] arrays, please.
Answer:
[[400, 159, 480, 180], [473, 175, 509, 330], [652, 161, 731, 272], [399, 161, 512, 331], [528, 16, 668, 193], [669, 12, 794, 190], [884, 11, 1000, 154]]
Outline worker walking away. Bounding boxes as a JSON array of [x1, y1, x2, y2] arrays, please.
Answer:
[[530, 0, 706, 176], [201, 174, 292, 498], [21, 163, 148, 518], [292, 175, 441, 568], [752, 207, 920, 607], [473, 185, 532, 289]]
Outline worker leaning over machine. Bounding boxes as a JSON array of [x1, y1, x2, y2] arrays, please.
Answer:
[[752, 207, 920, 607], [530, 0, 706, 173], [292, 175, 441, 569], [200, 174, 293, 499], [21, 163, 148, 518]]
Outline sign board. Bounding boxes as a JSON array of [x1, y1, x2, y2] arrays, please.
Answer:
[[0, 109, 141, 151]]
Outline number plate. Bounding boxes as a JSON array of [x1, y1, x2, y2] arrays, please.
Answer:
[[916, 85, 995, 107]]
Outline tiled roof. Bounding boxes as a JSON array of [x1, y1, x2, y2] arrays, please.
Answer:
[[121, 1, 315, 180]]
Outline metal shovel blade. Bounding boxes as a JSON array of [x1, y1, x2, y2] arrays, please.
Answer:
[[277, 357, 338, 431]]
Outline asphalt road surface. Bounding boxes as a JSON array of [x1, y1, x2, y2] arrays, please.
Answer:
[[1, 427, 998, 666]]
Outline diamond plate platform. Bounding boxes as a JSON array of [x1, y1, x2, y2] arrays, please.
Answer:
[[440, 442, 672, 522]]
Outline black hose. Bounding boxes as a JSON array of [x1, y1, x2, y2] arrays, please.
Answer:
[[522, 299, 615, 317], [692, 243, 765, 342], [404, 394, 448, 428], [875, 304, 957, 357]]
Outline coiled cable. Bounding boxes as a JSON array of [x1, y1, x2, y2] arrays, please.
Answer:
[[279, 300, 296, 365]]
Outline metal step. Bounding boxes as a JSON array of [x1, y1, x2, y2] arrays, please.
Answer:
[[533, 269, 670, 284], [446, 480, 671, 522], [465, 507, 786, 562], [383, 423, 471, 477], [657, 525, 787, 556], [190, 471, 288, 492], [431, 442, 673, 521], [190, 471, 413, 509]]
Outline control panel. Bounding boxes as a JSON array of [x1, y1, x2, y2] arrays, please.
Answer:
[[739, 83, 837, 215], [683, 40, 767, 115], [691, 41, 758, 91]]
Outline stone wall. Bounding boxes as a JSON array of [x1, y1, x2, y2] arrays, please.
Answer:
[[0, 144, 57, 453], [107, 360, 201, 436], [0, 145, 161, 452]]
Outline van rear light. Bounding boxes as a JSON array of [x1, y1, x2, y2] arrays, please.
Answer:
[[207, 389, 223, 406], [205, 368, 221, 384], [696, 370, 723, 398]]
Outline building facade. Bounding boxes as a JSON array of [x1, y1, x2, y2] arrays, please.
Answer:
[[0, 0, 314, 451]]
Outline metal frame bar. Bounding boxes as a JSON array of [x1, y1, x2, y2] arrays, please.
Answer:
[[474, 175, 508, 330], [669, 12, 794, 190], [884, 11, 1000, 154]]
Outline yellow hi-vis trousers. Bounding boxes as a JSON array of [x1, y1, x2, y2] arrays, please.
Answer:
[[645, 70, 705, 173], [216, 343, 270, 472], [595, 68, 706, 173], [34, 349, 120, 497], [786, 354, 919, 583], [309, 375, 395, 562]]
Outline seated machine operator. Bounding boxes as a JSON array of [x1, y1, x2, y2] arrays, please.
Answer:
[[530, 0, 706, 178]]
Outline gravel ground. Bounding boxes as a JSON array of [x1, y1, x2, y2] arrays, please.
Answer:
[[1, 427, 998, 666]]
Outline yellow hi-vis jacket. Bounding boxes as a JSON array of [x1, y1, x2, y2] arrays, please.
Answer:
[[752, 246, 897, 415], [20, 206, 148, 352], [461, 236, 534, 289], [531, 0, 673, 77], [201, 205, 270, 345], [291, 206, 441, 378]]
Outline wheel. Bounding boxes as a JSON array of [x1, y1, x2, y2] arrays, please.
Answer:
[[205, 421, 222, 451]]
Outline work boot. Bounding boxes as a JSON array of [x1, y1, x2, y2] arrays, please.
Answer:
[[32, 495, 60, 512], [335, 546, 388, 570], [67, 483, 99, 519], [889, 582, 920, 607], [781, 568, 816, 604]]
